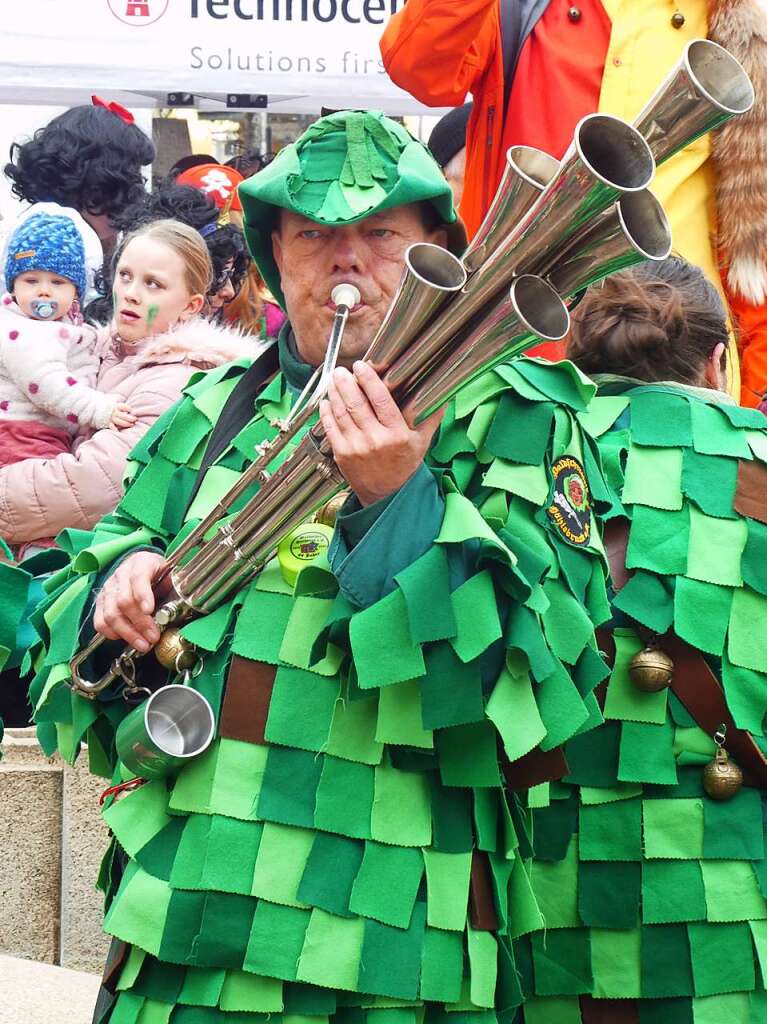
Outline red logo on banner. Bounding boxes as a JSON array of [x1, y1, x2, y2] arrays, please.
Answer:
[[107, 0, 169, 25]]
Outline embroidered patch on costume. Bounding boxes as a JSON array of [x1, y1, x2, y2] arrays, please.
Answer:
[[290, 531, 330, 562], [14, 249, 36, 260], [547, 456, 592, 546]]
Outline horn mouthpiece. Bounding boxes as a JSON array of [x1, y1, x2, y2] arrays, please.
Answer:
[[331, 283, 361, 310]]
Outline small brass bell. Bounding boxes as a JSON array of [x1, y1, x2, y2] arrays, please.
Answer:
[[315, 490, 350, 528], [628, 644, 674, 693], [154, 628, 197, 672], [703, 726, 743, 800]]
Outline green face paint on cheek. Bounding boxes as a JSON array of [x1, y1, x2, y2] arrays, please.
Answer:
[[146, 304, 160, 329]]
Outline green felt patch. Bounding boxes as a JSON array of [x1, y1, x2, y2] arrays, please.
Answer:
[[642, 860, 706, 924], [579, 797, 642, 861], [395, 546, 456, 645], [590, 926, 642, 998], [702, 787, 764, 860], [437, 721, 501, 789], [603, 631, 668, 726], [742, 519, 767, 597], [422, 850, 472, 931], [613, 570, 675, 636], [297, 832, 363, 917], [430, 777, 473, 855], [348, 842, 423, 928], [486, 664, 545, 762], [314, 755, 374, 840], [485, 392, 554, 465], [728, 586, 767, 673], [350, 587, 426, 690], [357, 903, 427, 1000], [170, 814, 262, 896], [326, 687, 383, 766], [687, 507, 746, 587], [626, 504, 689, 576], [265, 665, 339, 753], [622, 444, 683, 511], [578, 859, 640, 928], [244, 901, 311, 980], [420, 642, 484, 730], [530, 928, 592, 996], [530, 835, 579, 928], [721, 656, 767, 734], [643, 799, 704, 860], [618, 719, 678, 786], [370, 755, 431, 846], [688, 921, 755, 997], [251, 822, 314, 907], [296, 909, 364, 991], [673, 577, 732, 656], [541, 578, 594, 666], [701, 860, 767, 923], [449, 571, 503, 663], [376, 678, 433, 749], [681, 449, 738, 520], [640, 924, 694, 998], [420, 927, 464, 1003], [257, 746, 322, 829], [690, 401, 752, 458], [630, 392, 692, 448], [231, 589, 294, 664]]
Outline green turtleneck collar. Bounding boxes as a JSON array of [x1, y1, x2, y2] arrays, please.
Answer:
[[277, 323, 315, 394]]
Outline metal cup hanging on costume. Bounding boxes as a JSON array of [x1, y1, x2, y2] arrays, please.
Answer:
[[702, 724, 744, 800]]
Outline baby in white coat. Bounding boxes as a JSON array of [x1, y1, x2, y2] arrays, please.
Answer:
[[0, 211, 134, 465]]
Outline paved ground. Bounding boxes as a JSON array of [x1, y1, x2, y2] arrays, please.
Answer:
[[0, 955, 100, 1023]]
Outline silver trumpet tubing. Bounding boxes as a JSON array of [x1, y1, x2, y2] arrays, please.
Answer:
[[68, 46, 754, 700], [463, 145, 560, 272], [635, 39, 754, 167], [545, 189, 673, 299]]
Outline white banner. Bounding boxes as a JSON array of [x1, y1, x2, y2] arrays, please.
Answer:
[[1, 0, 442, 114]]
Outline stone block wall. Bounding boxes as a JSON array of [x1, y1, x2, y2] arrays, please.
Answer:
[[0, 728, 111, 973]]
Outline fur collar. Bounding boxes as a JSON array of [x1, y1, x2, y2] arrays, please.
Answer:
[[708, 0, 767, 302], [102, 316, 263, 371]]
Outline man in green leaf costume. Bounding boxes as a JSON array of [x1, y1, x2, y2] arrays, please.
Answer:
[[29, 111, 614, 1024], [513, 258, 767, 1024]]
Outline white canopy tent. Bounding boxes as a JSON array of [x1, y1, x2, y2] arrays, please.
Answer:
[[1, 0, 446, 115]]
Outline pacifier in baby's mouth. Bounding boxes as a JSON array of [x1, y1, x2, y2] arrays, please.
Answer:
[[30, 299, 59, 320]]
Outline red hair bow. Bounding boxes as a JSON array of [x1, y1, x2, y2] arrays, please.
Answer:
[[91, 95, 135, 125]]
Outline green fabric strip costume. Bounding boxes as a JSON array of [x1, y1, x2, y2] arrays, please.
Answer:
[[518, 381, 767, 1023], [27, 344, 613, 1024]]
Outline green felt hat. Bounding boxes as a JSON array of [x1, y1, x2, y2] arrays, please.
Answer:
[[238, 110, 459, 310]]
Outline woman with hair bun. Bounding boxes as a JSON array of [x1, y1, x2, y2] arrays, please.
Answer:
[[516, 257, 767, 1021]]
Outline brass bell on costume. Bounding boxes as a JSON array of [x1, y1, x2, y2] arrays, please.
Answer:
[[315, 490, 350, 528], [154, 628, 197, 672], [703, 728, 744, 800], [628, 644, 674, 692]]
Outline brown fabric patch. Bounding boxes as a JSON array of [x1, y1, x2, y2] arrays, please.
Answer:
[[501, 744, 569, 792], [580, 996, 639, 1024], [469, 849, 500, 931], [666, 633, 767, 789], [603, 518, 631, 591], [734, 457, 767, 525], [219, 656, 276, 745]]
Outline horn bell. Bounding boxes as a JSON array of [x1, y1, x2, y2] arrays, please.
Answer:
[[634, 39, 754, 166], [463, 145, 559, 272], [546, 189, 673, 299], [398, 275, 571, 423], [385, 113, 655, 399], [364, 242, 467, 374]]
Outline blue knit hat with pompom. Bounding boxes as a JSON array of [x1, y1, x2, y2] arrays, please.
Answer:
[[5, 212, 88, 300]]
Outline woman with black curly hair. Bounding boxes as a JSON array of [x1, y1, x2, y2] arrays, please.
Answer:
[[86, 183, 251, 328], [3, 102, 155, 278]]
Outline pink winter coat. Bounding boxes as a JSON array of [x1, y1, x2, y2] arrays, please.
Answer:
[[0, 316, 260, 544]]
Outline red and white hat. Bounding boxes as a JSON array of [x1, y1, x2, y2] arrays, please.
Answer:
[[176, 163, 244, 212]]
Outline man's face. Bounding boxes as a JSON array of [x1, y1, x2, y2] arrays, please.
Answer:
[[272, 204, 447, 368]]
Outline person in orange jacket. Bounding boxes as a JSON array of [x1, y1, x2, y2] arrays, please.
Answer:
[[381, 0, 767, 406]]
